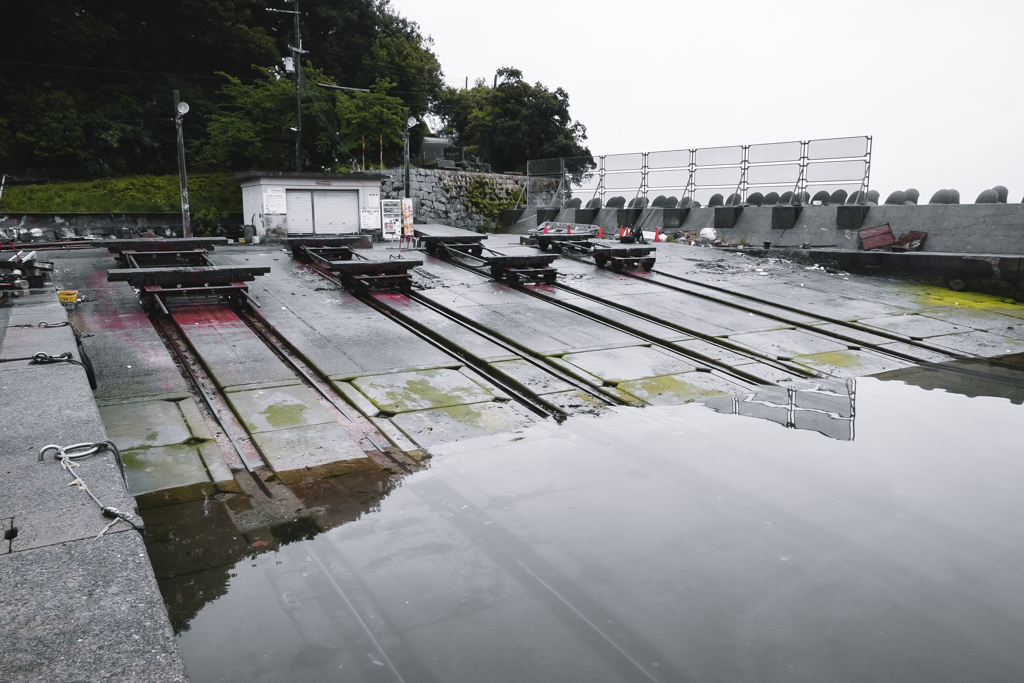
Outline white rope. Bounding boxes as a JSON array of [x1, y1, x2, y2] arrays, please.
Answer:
[[39, 442, 142, 540]]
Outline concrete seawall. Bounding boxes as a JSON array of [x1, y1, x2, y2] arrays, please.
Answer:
[[505, 204, 1024, 255]]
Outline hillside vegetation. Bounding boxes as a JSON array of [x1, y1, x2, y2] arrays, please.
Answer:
[[1, 1, 592, 181], [0, 175, 241, 213]]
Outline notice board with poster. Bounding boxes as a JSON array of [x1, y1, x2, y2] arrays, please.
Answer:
[[263, 187, 286, 214], [401, 198, 414, 237], [381, 199, 401, 240]]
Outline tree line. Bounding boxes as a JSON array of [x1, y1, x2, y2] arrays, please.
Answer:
[[0, 0, 592, 179]]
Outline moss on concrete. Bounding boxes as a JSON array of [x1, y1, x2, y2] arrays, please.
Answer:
[[909, 284, 1024, 311]]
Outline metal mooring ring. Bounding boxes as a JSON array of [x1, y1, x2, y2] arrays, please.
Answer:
[[38, 444, 62, 462], [59, 443, 100, 460]]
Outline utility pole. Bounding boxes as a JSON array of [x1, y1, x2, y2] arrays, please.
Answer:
[[173, 90, 192, 238], [292, 0, 302, 172], [403, 109, 413, 200], [268, 2, 304, 171]]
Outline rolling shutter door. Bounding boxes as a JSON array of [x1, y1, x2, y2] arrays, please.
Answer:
[[285, 190, 313, 234], [313, 190, 359, 234]]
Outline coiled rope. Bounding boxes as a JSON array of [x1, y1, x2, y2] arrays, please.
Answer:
[[38, 441, 144, 540], [1, 320, 97, 389]]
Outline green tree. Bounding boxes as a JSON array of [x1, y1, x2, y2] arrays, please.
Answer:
[[199, 69, 297, 171], [434, 68, 593, 176], [333, 78, 405, 163], [9, 86, 86, 169], [0, 0, 444, 177], [200, 64, 355, 171]]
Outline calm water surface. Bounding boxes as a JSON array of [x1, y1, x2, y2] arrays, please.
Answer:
[[149, 360, 1024, 683]]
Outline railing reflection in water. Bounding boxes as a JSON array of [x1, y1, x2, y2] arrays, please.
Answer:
[[702, 379, 857, 442]]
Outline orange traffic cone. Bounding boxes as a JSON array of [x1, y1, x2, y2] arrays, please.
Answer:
[[598, 226, 603, 238], [567, 224, 571, 235], [655, 227, 660, 242], [544, 224, 548, 234]]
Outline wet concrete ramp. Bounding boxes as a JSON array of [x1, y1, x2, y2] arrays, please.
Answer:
[[171, 304, 375, 483]]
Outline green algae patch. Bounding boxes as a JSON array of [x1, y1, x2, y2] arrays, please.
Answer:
[[122, 444, 217, 509], [560, 346, 694, 384], [910, 284, 1023, 311], [262, 402, 310, 429], [392, 401, 537, 448], [795, 349, 911, 377], [616, 372, 741, 406], [353, 368, 495, 414], [800, 350, 863, 369], [224, 384, 334, 433]]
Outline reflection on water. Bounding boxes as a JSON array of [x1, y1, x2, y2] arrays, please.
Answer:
[[146, 359, 1024, 683], [875, 353, 1024, 404], [703, 379, 857, 441], [145, 471, 400, 633]]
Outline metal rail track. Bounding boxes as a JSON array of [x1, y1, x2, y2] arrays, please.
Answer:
[[642, 267, 969, 360], [551, 245, 970, 369], [150, 311, 274, 497], [404, 290, 625, 408], [429, 249, 806, 385], [233, 305, 417, 475], [298, 265, 604, 424]]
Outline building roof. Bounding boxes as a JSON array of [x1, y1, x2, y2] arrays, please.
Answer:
[[232, 171, 382, 182]]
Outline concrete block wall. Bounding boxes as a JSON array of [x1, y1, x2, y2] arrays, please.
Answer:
[[506, 203, 1024, 255], [367, 168, 525, 231], [674, 204, 1024, 255]]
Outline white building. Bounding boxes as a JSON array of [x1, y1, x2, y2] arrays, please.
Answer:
[[236, 171, 382, 241]]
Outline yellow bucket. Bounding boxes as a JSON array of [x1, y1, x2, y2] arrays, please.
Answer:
[[58, 290, 78, 310]]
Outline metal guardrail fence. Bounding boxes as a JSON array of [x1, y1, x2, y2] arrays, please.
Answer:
[[522, 136, 872, 210]]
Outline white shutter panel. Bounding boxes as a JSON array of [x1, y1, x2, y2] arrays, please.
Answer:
[[285, 190, 314, 234], [313, 190, 359, 234]]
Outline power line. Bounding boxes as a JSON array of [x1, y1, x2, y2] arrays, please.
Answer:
[[0, 59, 252, 82]]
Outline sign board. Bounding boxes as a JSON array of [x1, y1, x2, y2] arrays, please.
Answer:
[[381, 199, 401, 240], [401, 198, 414, 237], [363, 189, 381, 232], [264, 187, 286, 214], [443, 147, 463, 162]]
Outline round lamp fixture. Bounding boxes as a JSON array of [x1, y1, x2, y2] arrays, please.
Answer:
[[407, 116, 417, 128], [177, 102, 190, 115]]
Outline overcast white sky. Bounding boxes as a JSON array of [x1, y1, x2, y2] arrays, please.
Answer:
[[393, 0, 1023, 203]]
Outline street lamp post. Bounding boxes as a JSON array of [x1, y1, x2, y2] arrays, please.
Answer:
[[173, 90, 192, 238], [404, 112, 416, 201]]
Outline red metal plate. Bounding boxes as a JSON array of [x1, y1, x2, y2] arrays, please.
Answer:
[[859, 224, 895, 251], [892, 231, 928, 252]]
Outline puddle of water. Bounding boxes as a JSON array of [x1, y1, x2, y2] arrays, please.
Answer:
[[147, 357, 1024, 683]]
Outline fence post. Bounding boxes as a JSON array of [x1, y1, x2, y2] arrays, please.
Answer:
[[641, 152, 649, 204], [739, 145, 750, 202], [560, 157, 566, 210], [796, 140, 810, 201], [861, 136, 873, 201], [687, 148, 697, 207]]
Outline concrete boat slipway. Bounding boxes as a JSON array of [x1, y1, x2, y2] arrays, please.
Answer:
[[3, 227, 1024, 682]]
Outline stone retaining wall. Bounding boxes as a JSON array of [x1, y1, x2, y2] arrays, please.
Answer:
[[367, 168, 525, 231]]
